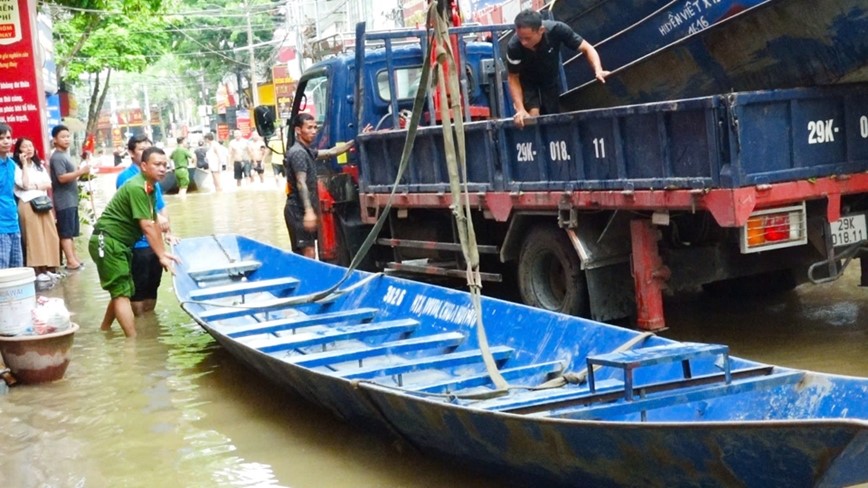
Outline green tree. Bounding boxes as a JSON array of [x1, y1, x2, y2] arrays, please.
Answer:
[[166, 0, 284, 108], [51, 0, 169, 134], [51, 0, 164, 78]]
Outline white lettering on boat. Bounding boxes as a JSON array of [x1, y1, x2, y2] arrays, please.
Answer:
[[382, 285, 407, 306], [409, 294, 477, 326], [658, 0, 720, 37]]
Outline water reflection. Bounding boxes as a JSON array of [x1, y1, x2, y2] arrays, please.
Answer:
[[0, 175, 865, 487]]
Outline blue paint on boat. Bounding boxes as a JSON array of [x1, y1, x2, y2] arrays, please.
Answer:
[[556, 0, 768, 90], [173, 234, 868, 487], [561, 0, 868, 109]]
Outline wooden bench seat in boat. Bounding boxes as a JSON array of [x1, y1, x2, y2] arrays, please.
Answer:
[[222, 308, 380, 337], [287, 332, 466, 367], [468, 379, 626, 412], [339, 346, 515, 383], [189, 277, 300, 301], [188, 260, 262, 281], [540, 370, 804, 421], [587, 342, 731, 401], [407, 361, 566, 394], [248, 319, 421, 353]]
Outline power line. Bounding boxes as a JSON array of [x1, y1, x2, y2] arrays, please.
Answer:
[[41, 0, 283, 18], [69, 43, 281, 60]]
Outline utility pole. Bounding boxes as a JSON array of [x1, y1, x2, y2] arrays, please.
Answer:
[[245, 0, 260, 108], [142, 83, 151, 138]]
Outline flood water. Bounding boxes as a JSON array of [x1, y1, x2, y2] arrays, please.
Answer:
[[0, 172, 865, 487]]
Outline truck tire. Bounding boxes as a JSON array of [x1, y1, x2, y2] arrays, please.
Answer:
[[517, 226, 589, 316]]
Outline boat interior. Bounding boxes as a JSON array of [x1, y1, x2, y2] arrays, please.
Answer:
[[175, 235, 867, 423]]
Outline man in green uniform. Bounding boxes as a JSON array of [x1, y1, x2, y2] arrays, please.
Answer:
[[89, 147, 179, 337], [169, 136, 193, 196]]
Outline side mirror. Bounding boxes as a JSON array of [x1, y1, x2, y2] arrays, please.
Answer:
[[254, 105, 276, 138]]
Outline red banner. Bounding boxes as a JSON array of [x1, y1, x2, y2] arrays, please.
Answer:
[[0, 0, 48, 156], [237, 109, 251, 138], [216, 123, 230, 142]]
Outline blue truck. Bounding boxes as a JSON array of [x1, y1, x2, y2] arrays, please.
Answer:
[[284, 1, 868, 330]]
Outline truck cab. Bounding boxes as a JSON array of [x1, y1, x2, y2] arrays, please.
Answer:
[[289, 31, 504, 173]]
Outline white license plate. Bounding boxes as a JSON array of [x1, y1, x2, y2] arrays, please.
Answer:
[[831, 214, 867, 247]]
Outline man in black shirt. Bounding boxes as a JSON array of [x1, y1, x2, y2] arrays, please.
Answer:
[[506, 9, 610, 127], [283, 113, 354, 257], [194, 140, 209, 169]]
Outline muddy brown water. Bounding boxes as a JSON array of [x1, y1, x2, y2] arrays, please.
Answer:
[[0, 174, 865, 487]]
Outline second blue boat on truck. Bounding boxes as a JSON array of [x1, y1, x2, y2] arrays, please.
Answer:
[[277, 0, 868, 330]]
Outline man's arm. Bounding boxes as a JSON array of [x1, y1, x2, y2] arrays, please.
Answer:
[[295, 170, 317, 231], [508, 72, 531, 128], [139, 218, 179, 272], [578, 40, 610, 83], [53, 159, 89, 184], [154, 186, 172, 234], [315, 140, 355, 160]]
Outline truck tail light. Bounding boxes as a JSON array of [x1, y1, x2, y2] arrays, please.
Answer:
[[740, 203, 807, 253]]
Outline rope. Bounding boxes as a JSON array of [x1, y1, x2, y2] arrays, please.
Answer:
[[294, 4, 441, 305], [189, 7, 439, 310], [532, 332, 655, 390], [191, 7, 510, 395], [431, 10, 509, 392]]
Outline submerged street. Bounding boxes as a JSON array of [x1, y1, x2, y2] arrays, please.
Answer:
[[0, 175, 866, 487]]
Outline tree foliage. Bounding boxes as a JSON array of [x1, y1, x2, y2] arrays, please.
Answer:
[[167, 0, 285, 107], [51, 0, 165, 77], [50, 0, 170, 133], [49, 0, 284, 135]]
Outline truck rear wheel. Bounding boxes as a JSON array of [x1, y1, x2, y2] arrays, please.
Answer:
[[517, 226, 589, 316]]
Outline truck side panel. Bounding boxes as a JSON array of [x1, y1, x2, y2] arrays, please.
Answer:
[[357, 84, 868, 194]]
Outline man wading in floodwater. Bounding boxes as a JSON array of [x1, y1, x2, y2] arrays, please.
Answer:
[[89, 147, 179, 337]]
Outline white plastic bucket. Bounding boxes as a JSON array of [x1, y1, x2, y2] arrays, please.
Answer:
[[0, 267, 36, 336]]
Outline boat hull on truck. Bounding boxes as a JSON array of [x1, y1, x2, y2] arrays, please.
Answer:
[[562, 0, 868, 110], [557, 0, 767, 89]]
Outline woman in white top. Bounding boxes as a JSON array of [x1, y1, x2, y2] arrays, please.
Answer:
[[13, 137, 61, 280]]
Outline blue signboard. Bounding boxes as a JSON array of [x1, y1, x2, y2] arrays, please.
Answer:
[[46, 94, 61, 142]]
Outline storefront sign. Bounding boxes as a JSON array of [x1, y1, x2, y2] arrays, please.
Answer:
[[0, 0, 48, 155], [237, 109, 251, 137], [272, 64, 295, 120]]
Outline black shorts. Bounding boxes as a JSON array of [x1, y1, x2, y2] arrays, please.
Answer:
[[131, 247, 163, 301], [233, 161, 245, 180], [521, 78, 561, 115], [253, 161, 265, 174], [284, 202, 317, 254], [272, 163, 285, 176], [55, 206, 80, 238]]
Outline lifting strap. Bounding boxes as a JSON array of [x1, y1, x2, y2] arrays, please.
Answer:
[[431, 8, 509, 392]]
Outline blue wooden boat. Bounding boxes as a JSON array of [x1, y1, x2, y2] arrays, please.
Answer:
[[561, 0, 868, 109], [173, 234, 868, 487]]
